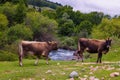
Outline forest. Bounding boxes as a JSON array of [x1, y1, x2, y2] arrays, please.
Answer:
[[0, 0, 120, 61]]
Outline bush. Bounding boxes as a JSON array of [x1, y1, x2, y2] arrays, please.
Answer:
[[0, 13, 8, 31], [59, 37, 77, 50], [6, 24, 33, 44], [0, 50, 18, 61]]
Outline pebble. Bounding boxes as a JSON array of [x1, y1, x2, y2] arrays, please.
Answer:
[[69, 71, 79, 78]]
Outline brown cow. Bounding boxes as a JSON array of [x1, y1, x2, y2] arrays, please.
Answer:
[[74, 38, 112, 63], [18, 40, 58, 66]]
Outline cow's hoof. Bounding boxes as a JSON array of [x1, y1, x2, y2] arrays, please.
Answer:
[[19, 64, 23, 67], [19, 63, 23, 66], [34, 64, 38, 66]]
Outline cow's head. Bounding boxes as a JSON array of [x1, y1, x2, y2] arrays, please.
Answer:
[[48, 41, 58, 50], [105, 38, 112, 48], [73, 50, 80, 56]]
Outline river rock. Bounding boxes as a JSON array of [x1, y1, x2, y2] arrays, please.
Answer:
[[69, 71, 79, 78]]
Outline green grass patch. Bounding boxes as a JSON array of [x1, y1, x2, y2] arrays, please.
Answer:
[[0, 59, 120, 80]]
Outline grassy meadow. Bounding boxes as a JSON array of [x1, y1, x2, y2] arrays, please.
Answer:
[[0, 56, 120, 80]]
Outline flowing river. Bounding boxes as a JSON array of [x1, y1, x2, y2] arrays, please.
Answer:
[[49, 49, 75, 60]]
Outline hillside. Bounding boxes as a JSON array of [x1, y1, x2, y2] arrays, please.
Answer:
[[27, 0, 62, 9]]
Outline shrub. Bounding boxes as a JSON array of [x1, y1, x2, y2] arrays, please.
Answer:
[[0, 50, 18, 61], [6, 24, 33, 44], [59, 37, 77, 50]]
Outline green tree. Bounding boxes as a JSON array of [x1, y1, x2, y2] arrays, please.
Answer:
[[1, 2, 17, 26], [70, 11, 84, 25], [14, 0, 26, 23], [0, 13, 8, 31], [58, 12, 75, 36], [58, 20, 74, 36], [91, 18, 120, 39], [56, 5, 73, 19], [85, 12, 104, 25], [41, 8, 56, 19], [25, 12, 58, 41], [6, 24, 33, 44], [76, 20, 92, 37]]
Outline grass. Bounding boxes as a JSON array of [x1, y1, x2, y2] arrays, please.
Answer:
[[0, 59, 120, 80]]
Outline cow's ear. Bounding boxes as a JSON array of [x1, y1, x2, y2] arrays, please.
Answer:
[[110, 38, 112, 41], [52, 41, 57, 44], [51, 41, 54, 44], [107, 37, 110, 40], [106, 37, 110, 41], [47, 41, 52, 44], [108, 38, 112, 41]]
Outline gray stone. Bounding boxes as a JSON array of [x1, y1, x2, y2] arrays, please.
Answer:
[[69, 71, 79, 78]]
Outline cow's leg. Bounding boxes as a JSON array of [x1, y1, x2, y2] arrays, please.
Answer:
[[34, 55, 40, 65], [79, 50, 84, 62], [46, 56, 48, 64], [43, 51, 49, 65], [35, 57, 39, 65], [80, 53, 84, 62], [19, 51, 24, 66], [76, 53, 80, 62], [96, 52, 102, 63], [99, 53, 103, 63], [19, 55, 23, 66], [76, 50, 84, 62], [96, 53, 100, 63], [41, 51, 49, 64], [18, 43, 24, 66]]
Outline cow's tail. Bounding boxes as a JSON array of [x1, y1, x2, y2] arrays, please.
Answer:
[[78, 39, 80, 51], [18, 41, 23, 66], [18, 41, 23, 56]]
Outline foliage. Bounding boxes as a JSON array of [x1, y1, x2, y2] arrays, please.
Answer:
[[56, 5, 73, 19], [41, 8, 56, 19], [59, 37, 77, 49], [76, 20, 92, 37], [0, 50, 18, 61], [25, 12, 58, 41], [70, 11, 84, 25], [57, 12, 75, 36], [6, 24, 33, 44], [58, 19, 74, 36], [27, 0, 61, 9], [4, 40, 20, 54], [0, 13, 8, 31], [91, 18, 120, 39], [14, 0, 27, 23], [86, 12, 104, 25], [1, 2, 17, 26]]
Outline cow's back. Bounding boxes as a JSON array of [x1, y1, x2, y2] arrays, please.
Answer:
[[79, 38, 106, 53], [21, 41, 48, 52]]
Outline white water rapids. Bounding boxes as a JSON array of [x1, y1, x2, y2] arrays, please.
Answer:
[[49, 49, 75, 60]]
